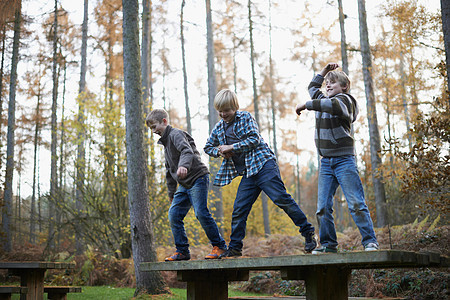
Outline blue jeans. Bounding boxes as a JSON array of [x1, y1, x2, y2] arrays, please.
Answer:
[[169, 174, 226, 254], [317, 155, 378, 248], [229, 159, 314, 250]]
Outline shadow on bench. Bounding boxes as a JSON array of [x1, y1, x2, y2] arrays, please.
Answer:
[[44, 286, 82, 300], [0, 286, 28, 300]]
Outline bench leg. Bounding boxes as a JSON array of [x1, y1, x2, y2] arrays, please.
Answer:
[[186, 280, 227, 300], [179, 270, 249, 300], [305, 266, 351, 300], [0, 294, 12, 300], [47, 292, 67, 300], [281, 266, 351, 300], [20, 269, 45, 300]]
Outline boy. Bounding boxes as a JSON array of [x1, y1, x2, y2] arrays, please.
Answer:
[[204, 89, 316, 258], [295, 63, 379, 253], [146, 108, 227, 261]]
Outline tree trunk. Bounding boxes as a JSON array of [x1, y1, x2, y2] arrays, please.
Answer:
[[248, 0, 259, 125], [2, 3, 21, 252], [0, 25, 6, 172], [122, 0, 167, 295], [249, 0, 270, 236], [141, 0, 151, 114], [399, 52, 412, 151], [48, 0, 59, 249], [75, 0, 88, 255], [30, 84, 41, 244], [337, 0, 349, 75], [441, 0, 450, 105], [357, 0, 387, 227], [181, 0, 191, 134], [57, 61, 67, 247], [383, 54, 395, 186], [205, 0, 224, 234], [268, 0, 277, 159]]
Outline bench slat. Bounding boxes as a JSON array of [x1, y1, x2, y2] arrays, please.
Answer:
[[44, 286, 82, 293], [0, 286, 28, 293]]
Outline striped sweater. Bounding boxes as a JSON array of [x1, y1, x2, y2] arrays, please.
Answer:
[[306, 74, 359, 157]]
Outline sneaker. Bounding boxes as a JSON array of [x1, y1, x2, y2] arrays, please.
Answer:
[[205, 246, 226, 259], [364, 243, 379, 251], [304, 231, 317, 253], [312, 246, 338, 254], [218, 247, 242, 259], [165, 252, 191, 261]]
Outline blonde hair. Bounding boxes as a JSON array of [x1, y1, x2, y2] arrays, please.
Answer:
[[146, 108, 168, 126], [325, 71, 351, 93], [214, 89, 239, 111]]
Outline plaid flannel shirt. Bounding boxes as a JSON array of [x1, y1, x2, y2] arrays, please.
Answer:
[[204, 110, 275, 186]]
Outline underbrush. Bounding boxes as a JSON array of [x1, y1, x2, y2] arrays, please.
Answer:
[[0, 220, 448, 299]]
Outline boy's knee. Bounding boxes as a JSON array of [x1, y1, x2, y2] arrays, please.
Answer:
[[349, 203, 367, 215], [316, 208, 325, 217], [168, 207, 178, 222]]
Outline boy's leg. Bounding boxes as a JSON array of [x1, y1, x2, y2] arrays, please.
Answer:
[[334, 155, 378, 247], [228, 176, 261, 251], [189, 174, 227, 249], [169, 186, 192, 254], [316, 157, 340, 249], [257, 160, 315, 236]]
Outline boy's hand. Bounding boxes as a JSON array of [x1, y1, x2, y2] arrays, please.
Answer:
[[218, 145, 233, 154], [295, 103, 306, 115], [218, 145, 234, 159], [320, 63, 339, 77], [177, 166, 188, 179]]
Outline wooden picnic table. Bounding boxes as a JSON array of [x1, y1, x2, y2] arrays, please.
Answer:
[[141, 250, 449, 300], [0, 261, 75, 300]]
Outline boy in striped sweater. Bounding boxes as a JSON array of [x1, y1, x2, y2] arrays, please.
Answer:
[[295, 63, 379, 253]]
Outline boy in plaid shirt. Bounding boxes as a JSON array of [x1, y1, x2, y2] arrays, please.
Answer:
[[204, 89, 316, 258]]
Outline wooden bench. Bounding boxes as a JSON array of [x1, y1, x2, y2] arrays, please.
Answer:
[[0, 261, 76, 300], [44, 286, 82, 300], [141, 250, 449, 300], [0, 286, 28, 300]]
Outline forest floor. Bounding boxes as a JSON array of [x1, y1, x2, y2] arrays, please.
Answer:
[[0, 219, 448, 299]]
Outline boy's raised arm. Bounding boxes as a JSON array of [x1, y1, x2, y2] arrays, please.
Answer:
[[319, 63, 339, 77]]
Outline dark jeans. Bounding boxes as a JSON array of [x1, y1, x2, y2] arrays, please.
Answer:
[[229, 159, 314, 250], [169, 174, 226, 253]]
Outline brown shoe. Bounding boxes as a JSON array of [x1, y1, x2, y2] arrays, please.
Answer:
[[205, 246, 226, 259], [165, 252, 190, 261]]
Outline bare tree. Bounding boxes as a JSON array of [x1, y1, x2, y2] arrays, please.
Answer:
[[337, 0, 349, 75], [180, 0, 191, 134], [0, 25, 6, 173], [357, 0, 387, 227], [205, 0, 224, 233], [29, 71, 42, 244], [122, 0, 167, 295], [48, 0, 59, 249], [2, 2, 21, 252], [441, 0, 450, 105], [268, 0, 277, 159], [141, 0, 151, 113], [249, 0, 270, 236], [74, 0, 88, 255]]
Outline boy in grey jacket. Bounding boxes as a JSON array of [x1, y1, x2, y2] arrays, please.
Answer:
[[295, 63, 378, 253], [146, 109, 227, 261]]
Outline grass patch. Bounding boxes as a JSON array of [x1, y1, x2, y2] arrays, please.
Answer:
[[7, 286, 269, 299]]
